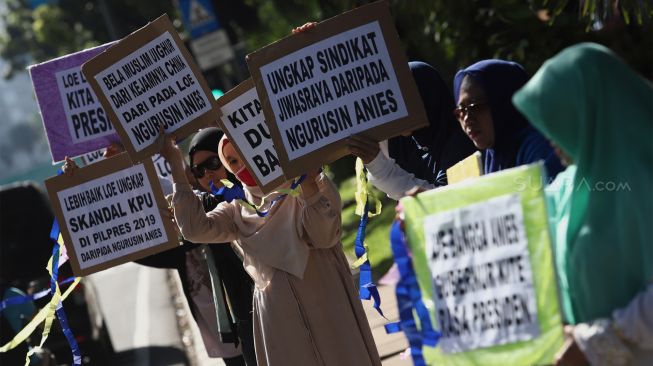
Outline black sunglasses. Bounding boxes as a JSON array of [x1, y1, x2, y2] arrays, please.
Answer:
[[453, 102, 487, 121], [191, 156, 223, 179]]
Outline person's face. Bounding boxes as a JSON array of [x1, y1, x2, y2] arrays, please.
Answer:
[[456, 76, 495, 149], [191, 150, 227, 192], [222, 142, 245, 174]]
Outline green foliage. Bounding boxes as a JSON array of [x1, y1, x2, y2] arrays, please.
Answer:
[[390, 0, 652, 79], [241, 0, 651, 81], [242, 0, 323, 51], [2, 0, 651, 79], [0, 0, 178, 78]]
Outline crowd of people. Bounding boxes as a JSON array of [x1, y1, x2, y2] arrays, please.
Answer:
[[62, 40, 651, 366]]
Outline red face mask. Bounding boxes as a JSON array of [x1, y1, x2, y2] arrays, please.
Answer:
[[235, 166, 257, 187]]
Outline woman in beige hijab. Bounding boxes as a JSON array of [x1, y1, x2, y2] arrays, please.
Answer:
[[160, 133, 381, 366]]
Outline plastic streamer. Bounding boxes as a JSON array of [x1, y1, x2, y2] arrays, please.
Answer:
[[353, 158, 383, 317], [384, 220, 440, 366], [48, 221, 82, 366], [0, 220, 81, 366], [0, 277, 75, 313], [209, 175, 306, 217], [24, 221, 81, 366], [354, 158, 381, 217]]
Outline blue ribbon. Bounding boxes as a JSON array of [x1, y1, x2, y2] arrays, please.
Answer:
[[384, 220, 440, 366], [209, 175, 306, 217], [49, 220, 82, 366], [209, 181, 246, 203], [55, 304, 82, 365], [354, 201, 384, 317], [0, 278, 76, 313]]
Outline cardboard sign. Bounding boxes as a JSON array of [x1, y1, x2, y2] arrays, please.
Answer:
[[82, 14, 219, 162], [29, 43, 121, 163], [216, 78, 286, 193], [81, 148, 107, 166], [447, 151, 483, 185], [424, 193, 539, 352], [81, 149, 173, 190], [401, 164, 563, 365], [247, 0, 427, 177], [45, 153, 179, 276]]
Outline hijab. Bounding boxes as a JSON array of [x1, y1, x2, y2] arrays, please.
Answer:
[[453, 60, 531, 173], [217, 135, 310, 288], [188, 127, 224, 168], [388, 61, 475, 185], [513, 42, 653, 323]]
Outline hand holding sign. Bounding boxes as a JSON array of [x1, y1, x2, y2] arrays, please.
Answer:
[[292, 22, 317, 34], [347, 135, 380, 164], [156, 127, 189, 186], [62, 157, 80, 175]]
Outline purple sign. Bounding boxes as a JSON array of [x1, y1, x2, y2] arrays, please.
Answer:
[[30, 43, 122, 163]]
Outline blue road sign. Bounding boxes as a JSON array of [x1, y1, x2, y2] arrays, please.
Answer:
[[178, 0, 221, 39]]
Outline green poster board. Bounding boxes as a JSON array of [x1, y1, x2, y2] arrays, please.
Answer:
[[401, 163, 563, 366]]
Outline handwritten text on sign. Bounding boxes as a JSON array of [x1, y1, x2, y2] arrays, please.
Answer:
[[423, 193, 540, 353], [55, 66, 114, 143], [56, 164, 168, 270], [94, 32, 211, 151], [220, 86, 283, 187], [259, 21, 407, 160]]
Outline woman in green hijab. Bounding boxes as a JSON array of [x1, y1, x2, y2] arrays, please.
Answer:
[[513, 43, 653, 366]]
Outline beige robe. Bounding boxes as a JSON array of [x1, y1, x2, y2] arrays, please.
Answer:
[[172, 174, 382, 366]]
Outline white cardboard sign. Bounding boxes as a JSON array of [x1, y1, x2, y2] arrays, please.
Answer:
[[423, 193, 540, 353]]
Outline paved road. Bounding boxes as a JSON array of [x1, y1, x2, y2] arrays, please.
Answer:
[[86, 262, 405, 366], [86, 262, 188, 365]]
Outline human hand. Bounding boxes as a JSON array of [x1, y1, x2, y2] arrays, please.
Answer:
[[404, 186, 427, 197], [299, 168, 322, 198], [554, 326, 588, 366], [157, 125, 190, 185], [159, 206, 181, 237], [103, 142, 125, 158], [157, 126, 183, 167], [346, 135, 380, 164], [61, 156, 79, 175], [292, 22, 317, 34]]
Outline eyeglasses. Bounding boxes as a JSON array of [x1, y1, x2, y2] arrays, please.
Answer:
[[191, 156, 223, 179], [453, 102, 487, 121]]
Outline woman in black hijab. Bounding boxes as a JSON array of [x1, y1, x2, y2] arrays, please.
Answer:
[[347, 61, 476, 199], [137, 128, 256, 366]]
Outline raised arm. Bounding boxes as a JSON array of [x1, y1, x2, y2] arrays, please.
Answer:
[[159, 131, 238, 244], [171, 184, 238, 244]]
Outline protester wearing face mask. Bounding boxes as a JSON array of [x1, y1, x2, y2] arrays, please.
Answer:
[[160, 132, 382, 366]]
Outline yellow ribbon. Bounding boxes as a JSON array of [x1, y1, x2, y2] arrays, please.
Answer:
[[0, 235, 80, 363], [351, 241, 370, 269], [354, 158, 382, 217]]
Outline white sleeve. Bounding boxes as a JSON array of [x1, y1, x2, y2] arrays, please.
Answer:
[[612, 284, 653, 349], [572, 284, 653, 366], [365, 144, 435, 201]]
